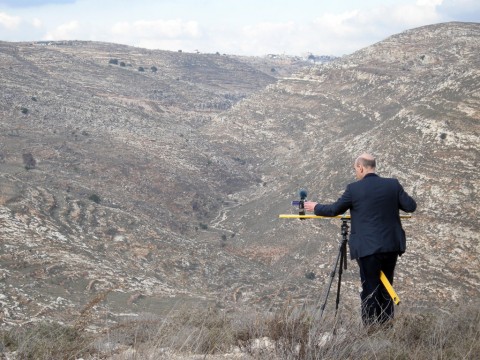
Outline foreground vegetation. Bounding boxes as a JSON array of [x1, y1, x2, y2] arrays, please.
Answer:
[[1, 300, 479, 359]]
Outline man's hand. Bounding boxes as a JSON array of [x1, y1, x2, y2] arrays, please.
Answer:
[[303, 201, 318, 212]]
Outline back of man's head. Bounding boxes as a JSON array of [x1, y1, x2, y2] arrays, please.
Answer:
[[356, 153, 376, 169]]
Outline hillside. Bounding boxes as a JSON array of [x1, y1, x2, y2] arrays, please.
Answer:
[[0, 22, 479, 329], [202, 21, 480, 308], [0, 41, 312, 324]]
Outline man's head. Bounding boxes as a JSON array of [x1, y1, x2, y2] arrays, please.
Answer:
[[354, 153, 376, 180]]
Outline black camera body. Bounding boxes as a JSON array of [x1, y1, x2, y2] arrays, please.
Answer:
[[291, 189, 308, 220]]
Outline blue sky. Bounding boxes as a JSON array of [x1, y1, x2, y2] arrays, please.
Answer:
[[0, 0, 478, 56]]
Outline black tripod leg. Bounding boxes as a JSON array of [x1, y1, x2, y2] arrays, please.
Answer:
[[318, 219, 350, 320], [335, 241, 347, 316], [319, 241, 342, 318]]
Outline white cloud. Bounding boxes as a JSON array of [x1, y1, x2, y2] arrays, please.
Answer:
[[43, 20, 79, 40], [447, 0, 480, 7], [391, 1, 442, 26], [0, 0, 475, 56], [313, 11, 364, 37], [304, 1, 446, 55], [313, 1, 441, 35], [111, 19, 201, 40], [107, 19, 203, 52], [236, 21, 298, 54], [31, 17, 42, 28], [417, 0, 443, 6], [220, 0, 449, 56], [242, 21, 296, 38], [0, 12, 21, 29]]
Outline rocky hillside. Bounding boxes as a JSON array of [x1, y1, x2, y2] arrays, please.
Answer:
[[0, 41, 311, 325], [0, 22, 479, 327], [202, 21, 480, 308]]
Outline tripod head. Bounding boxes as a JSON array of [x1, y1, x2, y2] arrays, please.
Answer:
[[291, 189, 308, 220]]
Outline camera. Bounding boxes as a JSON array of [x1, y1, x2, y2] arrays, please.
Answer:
[[291, 189, 307, 220]]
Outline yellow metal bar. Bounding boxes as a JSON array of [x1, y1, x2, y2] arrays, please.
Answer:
[[279, 214, 411, 219], [279, 214, 350, 219], [380, 271, 400, 305]]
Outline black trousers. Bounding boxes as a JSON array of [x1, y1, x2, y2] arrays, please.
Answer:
[[356, 252, 398, 325]]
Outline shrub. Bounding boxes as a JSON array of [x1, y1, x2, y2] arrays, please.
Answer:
[[22, 152, 36, 170], [108, 58, 118, 65], [88, 194, 101, 204], [138, 66, 145, 72], [233, 157, 246, 165], [21, 107, 29, 114]]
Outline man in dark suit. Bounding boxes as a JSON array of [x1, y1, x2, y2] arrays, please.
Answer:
[[304, 153, 416, 325]]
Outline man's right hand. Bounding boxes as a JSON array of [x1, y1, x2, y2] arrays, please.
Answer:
[[303, 201, 318, 212]]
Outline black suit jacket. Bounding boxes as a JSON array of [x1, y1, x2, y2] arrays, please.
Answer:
[[314, 173, 417, 259]]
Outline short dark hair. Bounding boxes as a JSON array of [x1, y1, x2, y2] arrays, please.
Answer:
[[358, 157, 376, 169]]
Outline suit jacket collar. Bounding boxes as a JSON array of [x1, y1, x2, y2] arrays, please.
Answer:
[[364, 173, 378, 179]]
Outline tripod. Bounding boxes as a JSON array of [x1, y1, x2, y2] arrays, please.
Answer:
[[318, 218, 350, 319], [278, 212, 406, 319]]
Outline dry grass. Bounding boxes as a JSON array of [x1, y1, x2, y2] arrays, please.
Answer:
[[0, 321, 93, 359], [1, 300, 479, 359]]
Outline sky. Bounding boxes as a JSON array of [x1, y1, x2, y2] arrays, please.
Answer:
[[0, 0, 479, 56]]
